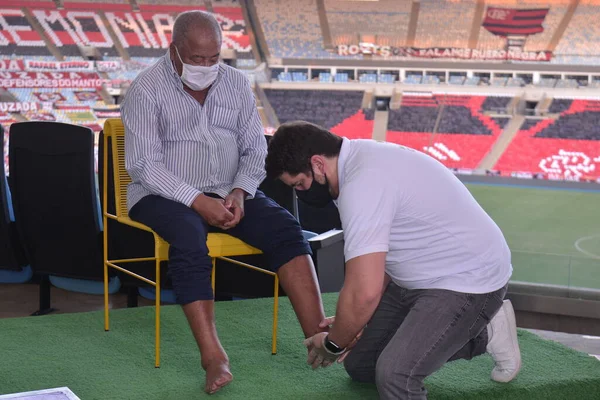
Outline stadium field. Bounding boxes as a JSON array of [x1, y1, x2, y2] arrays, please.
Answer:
[[467, 184, 600, 290]]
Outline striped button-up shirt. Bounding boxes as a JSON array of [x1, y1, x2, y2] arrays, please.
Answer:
[[121, 52, 267, 211]]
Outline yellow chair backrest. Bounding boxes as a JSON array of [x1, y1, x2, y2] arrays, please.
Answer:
[[103, 118, 130, 219]]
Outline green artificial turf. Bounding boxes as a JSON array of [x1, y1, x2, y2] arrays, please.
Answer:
[[2, 293, 600, 400], [467, 185, 600, 289]]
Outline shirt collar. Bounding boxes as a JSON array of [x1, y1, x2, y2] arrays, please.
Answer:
[[337, 137, 350, 189]]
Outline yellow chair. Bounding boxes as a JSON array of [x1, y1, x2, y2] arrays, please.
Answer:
[[102, 118, 280, 368]]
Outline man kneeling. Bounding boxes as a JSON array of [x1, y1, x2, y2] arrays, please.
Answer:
[[265, 121, 521, 400]]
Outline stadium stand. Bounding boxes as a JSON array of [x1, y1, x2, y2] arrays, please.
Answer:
[[1, 2, 251, 60], [522, 1, 569, 52], [548, 98, 573, 113], [413, 0, 475, 49], [0, 9, 51, 56], [251, 0, 600, 66], [105, 8, 184, 58], [536, 99, 600, 140], [386, 95, 508, 169], [254, 0, 336, 59], [325, 0, 411, 48], [494, 115, 600, 179], [263, 89, 373, 139], [554, 0, 600, 65], [9, 88, 106, 107], [35, 8, 120, 57], [482, 96, 513, 113], [2, 0, 600, 182]]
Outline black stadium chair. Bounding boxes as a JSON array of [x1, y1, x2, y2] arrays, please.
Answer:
[[0, 125, 31, 283], [9, 122, 119, 314]]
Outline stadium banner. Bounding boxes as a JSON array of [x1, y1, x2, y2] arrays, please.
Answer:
[[336, 45, 552, 62], [24, 60, 95, 72], [0, 102, 43, 113], [54, 104, 91, 111], [0, 59, 25, 71], [96, 61, 122, 72], [25, 111, 57, 122], [0, 111, 14, 120], [74, 91, 102, 102], [0, 72, 103, 88], [66, 110, 97, 123], [95, 111, 121, 118], [32, 92, 66, 103], [483, 7, 549, 36], [0, 59, 122, 72]]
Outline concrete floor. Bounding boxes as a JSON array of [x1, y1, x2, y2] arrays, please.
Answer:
[[2, 282, 600, 359]]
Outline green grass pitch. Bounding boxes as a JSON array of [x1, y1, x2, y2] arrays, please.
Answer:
[[466, 184, 600, 290]]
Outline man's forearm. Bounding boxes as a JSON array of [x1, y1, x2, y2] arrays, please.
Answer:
[[327, 285, 382, 349]]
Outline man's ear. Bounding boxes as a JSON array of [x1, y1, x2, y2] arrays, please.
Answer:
[[310, 155, 325, 173]]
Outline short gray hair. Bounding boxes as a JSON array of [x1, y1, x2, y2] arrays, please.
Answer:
[[172, 11, 222, 47]]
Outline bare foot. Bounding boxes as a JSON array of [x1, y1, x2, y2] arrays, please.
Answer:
[[203, 358, 233, 394]]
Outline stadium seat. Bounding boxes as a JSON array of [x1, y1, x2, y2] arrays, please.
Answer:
[[0, 125, 31, 284], [8, 121, 121, 313]]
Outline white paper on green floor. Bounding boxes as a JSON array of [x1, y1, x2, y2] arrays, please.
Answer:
[[0, 387, 80, 400]]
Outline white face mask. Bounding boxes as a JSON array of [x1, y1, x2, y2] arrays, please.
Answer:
[[174, 46, 219, 91]]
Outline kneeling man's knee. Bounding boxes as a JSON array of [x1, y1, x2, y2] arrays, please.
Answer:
[[343, 352, 375, 383]]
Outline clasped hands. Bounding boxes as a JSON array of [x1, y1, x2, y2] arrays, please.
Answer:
[[192, 189, 245, 230], [303, 316, 364, 370]]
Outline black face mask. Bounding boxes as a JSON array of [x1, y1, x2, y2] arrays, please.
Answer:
[[295, 172, 333, 208]]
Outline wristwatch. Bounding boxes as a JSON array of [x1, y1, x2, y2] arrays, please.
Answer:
[[324, 335, 345, 355]]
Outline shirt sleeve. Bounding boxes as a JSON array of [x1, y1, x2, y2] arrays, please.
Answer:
[[122, 83, 202, 207], [338, 169, 397, 262], [233, 78, 267, 199]]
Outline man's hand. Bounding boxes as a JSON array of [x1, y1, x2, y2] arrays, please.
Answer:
[[191, 194, 234, 229], [318, 316, 363, 363], [222, 189, 245, 229], [303, 332, 342, 369]]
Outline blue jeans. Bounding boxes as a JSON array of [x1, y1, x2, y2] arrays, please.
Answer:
[[129, 191, 312, 304], [343, 281, 507, 400]]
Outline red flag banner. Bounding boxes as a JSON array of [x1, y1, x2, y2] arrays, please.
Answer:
[[74, 91, 102, 102], [25, 111, 57, 122], [483, 7, 549, 36], [33, 92, 66, 103]]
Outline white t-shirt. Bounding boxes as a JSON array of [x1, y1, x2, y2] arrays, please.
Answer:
[[335, 138, 512, 294]]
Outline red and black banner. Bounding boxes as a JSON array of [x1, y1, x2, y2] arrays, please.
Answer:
[[74, 91, 101, 102], [483, 7, 549, 36], [33, 92, 66, 103], [26, 111, 57, 122]]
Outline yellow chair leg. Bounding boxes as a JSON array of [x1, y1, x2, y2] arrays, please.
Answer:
[[155, 258, 161, 368], [103, 260, 109, 332], [102, 133, 110, 333], [272, 275, 279, 355], [211, 258, 216, 293]]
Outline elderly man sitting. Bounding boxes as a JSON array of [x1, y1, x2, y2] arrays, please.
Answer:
[[121, 11, 327, 394]]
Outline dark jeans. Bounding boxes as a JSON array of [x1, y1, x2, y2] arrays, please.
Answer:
[[128, 191, 312, 304], [344, 281, 507, 400]]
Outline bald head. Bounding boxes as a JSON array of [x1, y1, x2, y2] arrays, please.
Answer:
[[172, 10, 222, 48], [170, 10, 222, 73]]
